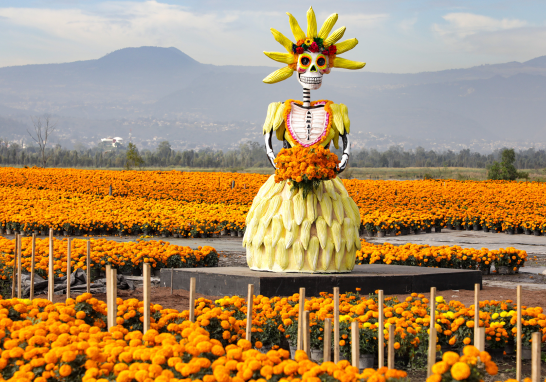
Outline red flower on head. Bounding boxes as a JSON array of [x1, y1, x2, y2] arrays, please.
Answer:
[[309, 42, 319, 53], [328, 45, 337, 55], [322, 50, 329, 55], [296, 47, 304, 54]]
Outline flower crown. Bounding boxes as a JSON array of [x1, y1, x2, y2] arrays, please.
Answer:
[[263, 7, 365, 84], [292, 37, 337, 56]]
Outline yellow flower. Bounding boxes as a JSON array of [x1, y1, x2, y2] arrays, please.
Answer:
[[450, 362, 471, 381], [304, 38, 313, 45]]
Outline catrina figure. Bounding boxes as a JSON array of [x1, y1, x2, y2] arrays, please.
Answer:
[[243, 7, 365, 273]]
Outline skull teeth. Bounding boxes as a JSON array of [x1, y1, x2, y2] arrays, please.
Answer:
[[300, 76, 322, 84]]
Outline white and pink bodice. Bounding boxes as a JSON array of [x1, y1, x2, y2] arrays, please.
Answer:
[[286, 102, 329, 147]]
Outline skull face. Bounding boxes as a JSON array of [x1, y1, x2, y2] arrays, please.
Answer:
[[296, 51, 330, 90]]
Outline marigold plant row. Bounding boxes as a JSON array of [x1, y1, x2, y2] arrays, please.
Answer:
[[2, 167, 546, 236], [0, 236, 218, 281], [0, 291, 541, 382]]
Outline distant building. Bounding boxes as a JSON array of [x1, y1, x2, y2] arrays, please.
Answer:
[[101, 137, 123, 147]]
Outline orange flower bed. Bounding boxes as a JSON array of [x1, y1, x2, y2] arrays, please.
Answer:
[[2, 167, 546, 236], [0, 236, 218, 280]]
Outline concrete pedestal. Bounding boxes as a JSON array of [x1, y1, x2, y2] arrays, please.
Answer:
[[160, 264, 481, 297]]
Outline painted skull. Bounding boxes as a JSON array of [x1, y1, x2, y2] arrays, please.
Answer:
[[296, 51, 330, 90]]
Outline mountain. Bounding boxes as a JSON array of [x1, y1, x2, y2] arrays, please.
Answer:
[[1, 46, 546, 151]]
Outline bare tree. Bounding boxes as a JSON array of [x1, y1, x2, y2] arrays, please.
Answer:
[[27, 115, 57, 167]]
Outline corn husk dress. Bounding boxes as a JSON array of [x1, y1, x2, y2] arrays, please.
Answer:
[[242, 99, 361, 273]]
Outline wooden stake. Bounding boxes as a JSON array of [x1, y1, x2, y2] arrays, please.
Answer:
[[48, 229, 54, 302], [246, 284, 254, 342], [30, 234, 36, 300], [531, 332, 541, 382], [351, 320, 360, 369], [143, 263, 151, 333], [474, 283, 480, 345], [516, 285, 522, 382], [427, 287, 437, 377], [170, 267, 174, 295], [86, 241, 91, 294], [66, 238, 71, 299], [231, 180, 235, 189], [17, 235, 22, 299], [297, 287, 306, 351], [106, 264, 117, 330], [334, 287, 340, 363], [378, 290, 385, 368], [189, 277, 196, 322], [303, 311, 310, 355], [388, 324, 395, 369], [323, 318, 332, 362], [475, 327, 485, 352], [11, 234, 18, 299], [109, 185, 112, 196]]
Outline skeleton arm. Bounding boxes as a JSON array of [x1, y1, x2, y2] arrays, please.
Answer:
[[263, 102, 286, 169], [331, 103, 351, 174]]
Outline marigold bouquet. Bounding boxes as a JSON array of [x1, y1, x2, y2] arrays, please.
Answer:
[[426, 346, 498, 382], [274, 145, 339, 197]]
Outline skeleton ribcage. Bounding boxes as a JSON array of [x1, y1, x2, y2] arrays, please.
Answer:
[[287, 103, 328, 147]]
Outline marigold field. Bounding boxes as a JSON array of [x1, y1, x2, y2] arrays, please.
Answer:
[[1, 167, 546, 236], [0, 290, 543, 382]]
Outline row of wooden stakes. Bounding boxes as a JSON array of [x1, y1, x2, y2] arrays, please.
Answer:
[[10, 230, 92, 300], [9, 230, 542, 381]]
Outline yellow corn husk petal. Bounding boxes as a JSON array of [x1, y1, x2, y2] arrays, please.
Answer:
[[257, 176, 275, 198], [263, 66, 295, 84], [344, 218, 354, 252], [282, 184, 297, 200], [267, 181, 285, 198], [319, 194, 333, 226], [330, 104, 345, 135], [341, 196, 356, 222], [332, 57, 366, 70], [345, 248, 356, 270], [244, 216, 259, 246], [273, 104, 286, 131], [324, 26, 346, 46], [333, 197, 344, 224], [318, 13, 338, 39], [276, 238, 288, 270], [286, 12, 306, 41], [336, 38, 358, 55], [333, 129, 340, 149], [332, 177, 349, 197], [307, 7, 317, 38], [263, 194, 282, 227], [246, 246, 254, 267], [293, 190, 306, 225], [281, 199, 293, 231], [335, 239, 346, 271], [331, 220, 342, 252], [248, 198, 268, 226], [276, 122, 286, 141], [316, 216, 328, 249], [263, 102, 279, 134], [245, 205, 256, 226], [254, 245, 264, 268], [293, 242, 304, 270], [349, 197, 361, 222], [270, 28, 294, 53], [323, 126, 336, 148], [354, 230, 362, 250], [315, 182, 324, 201], [271, 215, 282, 248], [340, 103, 351, 134], [264, 235, 274, 269], [285, 223, 298, 249], [300, 219, 312, 250], [264, 51, 296, 65], [324, 179, 337, 201], [308, 236, 320, 271], [306, 193, 316, 222], [253, 221, 266, 249], [321, 240, 334, 271]]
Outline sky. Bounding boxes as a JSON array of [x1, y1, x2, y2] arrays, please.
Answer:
[[0, 0, 545, 73]]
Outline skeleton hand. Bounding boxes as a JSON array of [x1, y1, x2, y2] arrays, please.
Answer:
[[337, 133, 350, 174], [264, 132, 276, 169], [339, 153, 349, 172]]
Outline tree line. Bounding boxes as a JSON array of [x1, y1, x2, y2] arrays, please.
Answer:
[[1, 139, 546, 170]]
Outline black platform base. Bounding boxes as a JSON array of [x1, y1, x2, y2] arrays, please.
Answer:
[[160, 265, 481, 297]]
